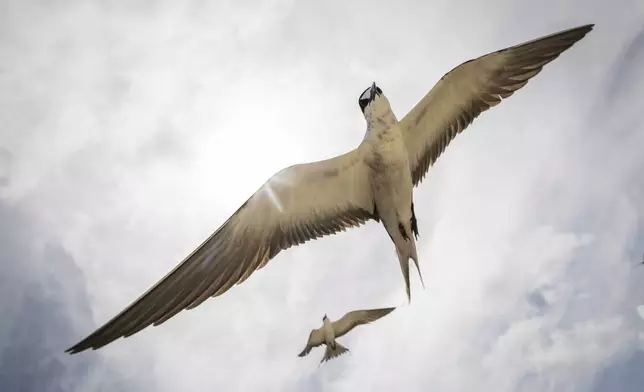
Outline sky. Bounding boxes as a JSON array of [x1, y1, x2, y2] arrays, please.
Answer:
[[1, 0, 644, 391]]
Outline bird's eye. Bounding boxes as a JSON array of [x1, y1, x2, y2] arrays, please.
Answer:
[[358, 98, 369, 111], [376, 87, 383, 95]]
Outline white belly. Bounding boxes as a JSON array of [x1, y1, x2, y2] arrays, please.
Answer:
[[366, 136, 414, 228], [323, 320, 335, 344]]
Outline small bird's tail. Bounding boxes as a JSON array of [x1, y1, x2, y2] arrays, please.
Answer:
[[321, 342, 349, 364]]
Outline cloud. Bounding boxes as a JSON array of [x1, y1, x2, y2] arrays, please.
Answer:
[[591, 350, 644, 392], [0, 202, 148, 392], [0, 147, 11, 188], [0, 0, 643, 391]]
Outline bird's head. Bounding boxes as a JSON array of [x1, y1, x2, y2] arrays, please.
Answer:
[[322, 314, 328, 321], [358, 81, 391, 121]]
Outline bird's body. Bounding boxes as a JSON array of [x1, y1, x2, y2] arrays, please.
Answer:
[[322, 316, 336, 348], [66, 24, 594, 354], [298, 308, 396, 363], [362, 99, 422, 299]]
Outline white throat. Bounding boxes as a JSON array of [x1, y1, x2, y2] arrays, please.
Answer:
[[364, 102, 399, 140]]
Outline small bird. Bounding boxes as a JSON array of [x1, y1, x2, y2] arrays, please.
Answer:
[[66, 24, 593, 354], [298, 307, 396, 363]]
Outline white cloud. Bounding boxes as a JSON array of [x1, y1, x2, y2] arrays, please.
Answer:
[[1, 0, 643, 391]]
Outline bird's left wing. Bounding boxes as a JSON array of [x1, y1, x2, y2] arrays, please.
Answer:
[[399, 24, 594, 186], [333, 307, 396, 338], [67, 145, 377, 354]]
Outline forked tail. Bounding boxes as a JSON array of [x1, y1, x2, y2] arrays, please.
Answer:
[[321, 342, 349, 364], [396, 241, 425, 304], [410, 240, 425, 289]]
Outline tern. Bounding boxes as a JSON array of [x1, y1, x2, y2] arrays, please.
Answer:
[[298, 307, 396, 363], [67, 24, 593, 354]]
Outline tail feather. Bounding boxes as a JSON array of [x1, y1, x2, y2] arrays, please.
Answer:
[[409, 242, 425, 289], [413, 257, 425, 289], [396, 242, 425, 304], [396, 247, 412, 304], [321, 342, 349, 364]]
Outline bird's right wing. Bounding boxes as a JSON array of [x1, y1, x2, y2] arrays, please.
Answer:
[[298, 328, 324, 357], [333, 307, 396, 338], [67, 145, 377, 354], [399, 24, 594, 186]]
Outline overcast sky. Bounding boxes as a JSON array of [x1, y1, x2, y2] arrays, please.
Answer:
[[1, 0, 644, 391]]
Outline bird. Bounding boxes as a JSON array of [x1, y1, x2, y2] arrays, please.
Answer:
[[66, 23, 594, 354], [298, 307, 396, 363]]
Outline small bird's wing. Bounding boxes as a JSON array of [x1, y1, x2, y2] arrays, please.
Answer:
[[67, 146, 377, 354], [399, 24, 594, 186], [332, 307, 396, 338], [298, 328, 325, 357]]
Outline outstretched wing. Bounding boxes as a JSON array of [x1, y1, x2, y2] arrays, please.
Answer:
[[298, 328, 324, 357], [67, 146, 377, 354], [399, 24, 594, 186], [332, 307, 396, 338]]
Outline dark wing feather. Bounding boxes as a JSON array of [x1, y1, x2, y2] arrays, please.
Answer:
[[67, 146, 376, 354], [399, 24, 594, 186], [332, 307, 396, 338], [298, 328, 324, 357]]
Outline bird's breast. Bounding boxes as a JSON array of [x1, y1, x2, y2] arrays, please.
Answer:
[[365, 134, 409, 173], [323, 321, 335, 342]]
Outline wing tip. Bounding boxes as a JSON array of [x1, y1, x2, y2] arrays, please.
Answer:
[[577, 23, 594, 30], [576, 23, 595, 37], [559, 23, 594, 35], [541, 23, 596, 46], [65, 332, 124, 355], [65, 339, 102, 355], [64, 344, 89, 355], [562, 23, 595, 42], [380, 307, 396, 318], [65, 338, 87, 355]]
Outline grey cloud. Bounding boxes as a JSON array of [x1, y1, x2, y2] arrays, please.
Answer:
[[0, 147, 11, 187], [601, 25, 644, 107], [591, 350, 644, 392], [0, 203, 147, 392], [525, 290, 549, 313]]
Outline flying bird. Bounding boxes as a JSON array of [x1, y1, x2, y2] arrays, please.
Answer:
[[66, 24, 594, 354], [298, 307, 396, 363]]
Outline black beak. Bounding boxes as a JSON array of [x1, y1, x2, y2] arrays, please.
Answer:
[[369, 82, 377, 101]]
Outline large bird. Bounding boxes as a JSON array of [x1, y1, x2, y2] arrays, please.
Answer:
[[298, 307, 396, 363], [67, 24, 594, 354]]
